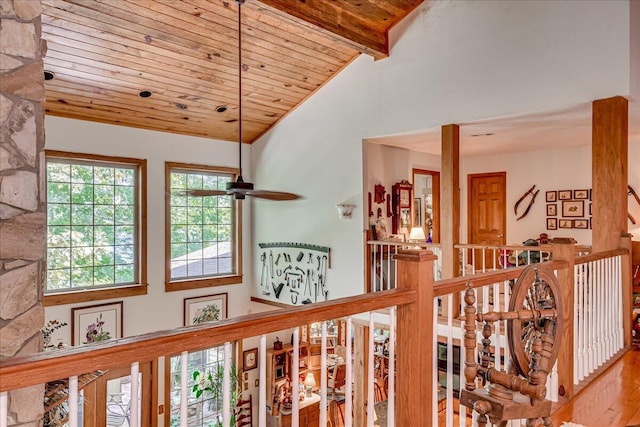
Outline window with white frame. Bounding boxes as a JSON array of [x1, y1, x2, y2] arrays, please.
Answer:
[[45, 151, 146, 298], [165, 163, 242, 291]]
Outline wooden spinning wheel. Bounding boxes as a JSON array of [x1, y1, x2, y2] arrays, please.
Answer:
[[460, 265, 563, 427], [508, 265, 563, 378]]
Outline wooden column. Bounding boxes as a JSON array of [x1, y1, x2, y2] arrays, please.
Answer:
[[395, 249, 436, 426], [441, 124, 460, 279], [592, 96, 628, 252], [551, 241, 575, 398]]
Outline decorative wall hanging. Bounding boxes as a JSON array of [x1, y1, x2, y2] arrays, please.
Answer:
[[258, 242, 330, 306], [514, 184, 539, 220], [184, 293, 228, 326], [546, 187, 593, 230]]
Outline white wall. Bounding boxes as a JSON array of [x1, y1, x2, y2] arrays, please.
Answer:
[[365, 0, 631, 138], [250, 1, 633, 303], [462, 145, 593, 245], [44, 116, 262, 344]]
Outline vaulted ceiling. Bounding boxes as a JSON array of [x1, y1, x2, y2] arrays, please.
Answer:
[[41, 0, 422, 143]]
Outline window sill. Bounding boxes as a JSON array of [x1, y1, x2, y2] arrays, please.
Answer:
[[165, 275, 242, 292], [43, 284, 148, 306]]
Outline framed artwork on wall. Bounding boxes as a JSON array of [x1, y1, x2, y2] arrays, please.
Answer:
[[546, 204, 557, 216], [558, 190, 572, 200], [574, 219, 589, 229], [562, 200, 584, 217], [573, 189, 589, 200], [184, 293, 228, 326], [546, 218, 557, 230], [559, 219, 573, 229], [72, 301, 123, 346], [546, 191, 557, 202]]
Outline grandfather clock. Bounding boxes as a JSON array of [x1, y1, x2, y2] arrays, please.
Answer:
[[392, 180, 412, 234]]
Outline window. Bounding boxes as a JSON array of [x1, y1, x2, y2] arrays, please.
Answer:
[[166, 348, 227, 426], [165, 163, 242, 291], [45, 151, 147, 304]]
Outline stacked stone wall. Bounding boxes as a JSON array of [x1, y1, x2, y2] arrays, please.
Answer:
[[0, 0, 46, 425]]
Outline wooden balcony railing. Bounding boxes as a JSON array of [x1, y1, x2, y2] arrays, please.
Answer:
[[0, 240, 631, 427]]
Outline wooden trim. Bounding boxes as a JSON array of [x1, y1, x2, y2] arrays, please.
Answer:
[[553, 242, 576, 398], [0, 288, 416, 392], [250, 296, 293, 309], [164, 162, 243, 291], [43, 284, 148, 306], [573, 248, 628, 265], [432, 260, 569, 297], [165, 275, 243, 293]]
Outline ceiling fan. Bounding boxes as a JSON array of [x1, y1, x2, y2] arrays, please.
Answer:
[[183, 0, 300, 201]]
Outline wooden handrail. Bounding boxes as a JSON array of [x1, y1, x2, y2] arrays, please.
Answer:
[[454, 243, 554, 252], [432, 260, 569, 297], [0, 288, 416, 392], [574, 248, 628, 265]]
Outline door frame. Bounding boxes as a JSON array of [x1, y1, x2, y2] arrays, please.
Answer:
[[412, 168, 440, 243]]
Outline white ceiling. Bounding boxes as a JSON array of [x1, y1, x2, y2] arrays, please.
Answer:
[[366, 99, 640, 157]]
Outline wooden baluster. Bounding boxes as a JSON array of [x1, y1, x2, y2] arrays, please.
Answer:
[[463, 285, 478, 391]]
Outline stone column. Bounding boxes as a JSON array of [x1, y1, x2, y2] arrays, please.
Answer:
[[0, 0, 46, 425]]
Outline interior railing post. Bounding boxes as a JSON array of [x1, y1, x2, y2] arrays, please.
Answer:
[[394, 248, 436, 426], [620, 235, 632, 348], [551, 240, 576, 399]]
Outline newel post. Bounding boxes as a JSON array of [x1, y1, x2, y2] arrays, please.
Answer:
[[551, 241, 575, 398], [395, 249, 436, 426], [621, 235, 632, 348]]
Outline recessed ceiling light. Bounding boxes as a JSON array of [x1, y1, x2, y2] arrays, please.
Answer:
[[138, 90, 152, 98], [216, 105, 228, 113], [44, 70, 55, 81]]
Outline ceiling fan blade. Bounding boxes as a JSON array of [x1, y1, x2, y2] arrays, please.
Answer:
[[177, 189, 229, 197], [245, 189, 302, 201]]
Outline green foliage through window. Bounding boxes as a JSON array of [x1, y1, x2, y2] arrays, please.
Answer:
[[46, 157, 139, 292], [169, 167, 235, 281]]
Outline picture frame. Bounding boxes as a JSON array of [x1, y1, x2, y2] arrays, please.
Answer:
[[546, 204, 557, 216], [546, 218, 557, 230], [72, 301, 123, 346], [589, 203, 592, 215], [562, 200, 584, 217], [574, 219, 589, 229], [545, 191, 557, 202], [559, 219, 573, 229], [184, 293, 228, 326], [243, 348, 258, 371], [573, 189, 589, 200], [558, 190, 572, 200]]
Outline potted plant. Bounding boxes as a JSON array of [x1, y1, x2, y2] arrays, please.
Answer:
[[192, 364, 243, 427]]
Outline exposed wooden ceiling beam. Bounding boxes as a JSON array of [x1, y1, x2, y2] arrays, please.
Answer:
[[257, 0, 422, 60]]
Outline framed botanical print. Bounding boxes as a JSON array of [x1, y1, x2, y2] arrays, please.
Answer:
[[546, 218, 557, 230], [72, 301, 123, 346], [546, 204, 557, 216], [562, 200, 584, 217], [184, 293, 228, 326], [546, 191, 557, 202]]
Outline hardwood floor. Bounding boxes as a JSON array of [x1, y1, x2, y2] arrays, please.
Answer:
[[550, 346, 640, 427]]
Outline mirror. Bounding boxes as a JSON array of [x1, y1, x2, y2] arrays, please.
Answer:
[[412, 168, 440, 242]]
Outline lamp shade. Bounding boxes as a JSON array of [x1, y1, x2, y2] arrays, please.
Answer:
[[409, 226, 426, 241], [304, 373, 316, 388]]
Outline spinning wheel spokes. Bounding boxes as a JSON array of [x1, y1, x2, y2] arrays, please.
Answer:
[[507, 265, 563, 378]]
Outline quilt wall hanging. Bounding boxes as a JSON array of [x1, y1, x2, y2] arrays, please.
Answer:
[[258, 242, 330, 306]]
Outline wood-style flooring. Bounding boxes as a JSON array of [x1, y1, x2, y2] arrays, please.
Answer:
[[550, 346, 640, 427]]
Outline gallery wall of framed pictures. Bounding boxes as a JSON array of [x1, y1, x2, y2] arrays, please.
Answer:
[[545, 189, 592, 231]]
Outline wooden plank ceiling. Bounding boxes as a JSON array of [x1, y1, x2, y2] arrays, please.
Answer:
[[41, 0, 422, 143]]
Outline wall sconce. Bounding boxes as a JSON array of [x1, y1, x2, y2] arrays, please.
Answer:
[[336, 204, 356, 219]]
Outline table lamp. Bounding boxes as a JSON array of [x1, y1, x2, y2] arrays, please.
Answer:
[[409, 226, 426, 242], [304, 373, 316, 398]]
